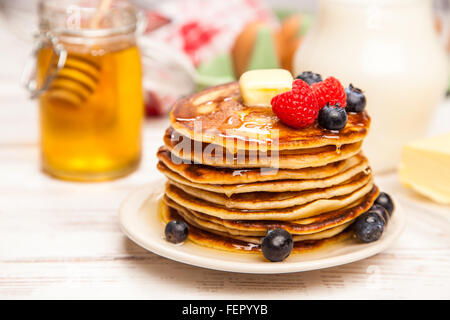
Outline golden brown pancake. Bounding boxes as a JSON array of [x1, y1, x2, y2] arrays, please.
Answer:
[[157, 147, 368, 185], [167, 171, 372, 210], [164, 127, 363, 169], [170, 82, 370, 151], [164, 197, 353, 240], [164, 181, 376, 221], [163, 186, 378, 235], [157, 158, 371, 196], [156, 80, 377, 256], [161, 201, 354, 254]]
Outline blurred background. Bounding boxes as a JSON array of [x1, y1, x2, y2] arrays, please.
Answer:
[[0, 0, 448, 195], [2, 0, 447, 113]]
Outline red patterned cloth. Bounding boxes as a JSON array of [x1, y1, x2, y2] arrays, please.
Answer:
[[145, 0, 277, 66]]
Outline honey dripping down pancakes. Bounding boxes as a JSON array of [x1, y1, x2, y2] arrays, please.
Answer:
[[157, 70, 394, 262]]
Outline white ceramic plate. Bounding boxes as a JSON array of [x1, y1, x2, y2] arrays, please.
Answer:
[[119, 179, 406, 274]]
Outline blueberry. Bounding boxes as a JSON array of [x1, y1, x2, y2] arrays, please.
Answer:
[[374, 192, 394, 216], [295, 71, 322, 85], [261, 228, 293, 262], [354, 211, 385, 243], [318, 103, 348, 130], [345, 84, 366, 113], [165, 220, 189, 244], [370, 204, 389, 223]]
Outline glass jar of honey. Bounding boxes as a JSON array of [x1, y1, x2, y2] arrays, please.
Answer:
[[23, 0, 143, 181]]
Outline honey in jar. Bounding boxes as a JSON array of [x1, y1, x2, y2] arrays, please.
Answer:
[[27, 0, 143, 181]]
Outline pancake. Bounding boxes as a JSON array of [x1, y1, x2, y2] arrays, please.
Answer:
[[156, 77, 378, 256], [164, 127, 363, 169], [162, 200, 353, 244], [157, 147, 367, 185], [167, 171, 372, 210], [161, 202, 354, 254], [170, 82, 370, 152], [164, 180, 376, 221], [164, 198, 353, 243], [157, 158, 371, 196], [163, 186, 378, 235]]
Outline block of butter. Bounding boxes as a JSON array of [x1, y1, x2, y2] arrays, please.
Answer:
[[239, 69, 293, 107], [399, 133, 450, 204]]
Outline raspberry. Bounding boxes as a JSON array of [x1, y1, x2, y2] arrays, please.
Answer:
[[311, 76, 347, 109], [271, 79, 319, 128]]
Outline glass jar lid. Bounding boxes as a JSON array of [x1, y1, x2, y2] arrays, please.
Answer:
[[38, 0, 138, 37]]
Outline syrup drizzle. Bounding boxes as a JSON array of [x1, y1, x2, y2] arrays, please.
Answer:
[[172, 83, 370, 147]]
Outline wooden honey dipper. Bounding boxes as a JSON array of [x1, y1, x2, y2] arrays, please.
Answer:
[[47, 0, 112, 106]]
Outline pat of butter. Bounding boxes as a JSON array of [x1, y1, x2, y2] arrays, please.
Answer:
[[239, 69, 293, 107], [399, 133, 450, 205]]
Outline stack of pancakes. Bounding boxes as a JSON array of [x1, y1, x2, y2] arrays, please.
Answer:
[[157, 82, 379, 254]]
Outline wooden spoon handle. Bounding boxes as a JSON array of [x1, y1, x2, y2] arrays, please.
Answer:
[[89, 0, 113, 29]]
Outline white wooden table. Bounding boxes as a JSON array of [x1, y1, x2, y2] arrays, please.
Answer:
[[0, 17, 449, 300]]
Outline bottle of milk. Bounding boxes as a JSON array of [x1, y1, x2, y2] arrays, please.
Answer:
[[294, 0, 448, 173]]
